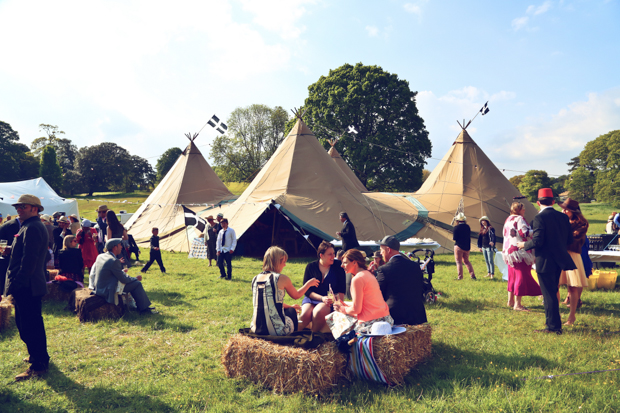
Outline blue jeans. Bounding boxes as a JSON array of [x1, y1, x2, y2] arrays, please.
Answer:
[[482, 247, 494, 275]]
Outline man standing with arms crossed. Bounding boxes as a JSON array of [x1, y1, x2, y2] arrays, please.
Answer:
[[4, 195, 50, 381], [518, 188, 575, 334], [216, 218, 236, 280]]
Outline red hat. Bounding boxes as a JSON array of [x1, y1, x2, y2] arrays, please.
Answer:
[[537, 188, 554, 199]]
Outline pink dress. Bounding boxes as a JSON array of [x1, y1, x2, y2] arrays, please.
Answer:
[[502, 215, 542, 297]]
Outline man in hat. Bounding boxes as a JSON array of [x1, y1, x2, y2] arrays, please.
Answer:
[[90, 238, 156, 315], [518, 188, 575, 335], [453, 212, 476, 280], [375, 235, 427, 326], [52, 215, 72, 265], [216, 218, 236, 280], [215, 212, 224, 233], [96, 205, 109, 253], [336, 212, 360, 252], [4, 194, 50, 380], [204, 215, 218, 267]]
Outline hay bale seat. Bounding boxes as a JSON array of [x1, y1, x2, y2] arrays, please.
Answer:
[[68, 288, 126, 322], [44, 281, 79, 302], [0, 299, 14, 331], [221, 324, 432, 394]]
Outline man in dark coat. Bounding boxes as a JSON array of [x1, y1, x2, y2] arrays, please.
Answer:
[[95, 204, 109, 253], [519, 188, 576, 334], [0, 217, 21, 299], [4, 195, 50, 381], [376, 235, 427, 325], [336, 212, 360, 252]]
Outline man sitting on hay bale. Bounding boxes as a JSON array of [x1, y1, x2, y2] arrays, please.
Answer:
[[90, 239, 156, 315]]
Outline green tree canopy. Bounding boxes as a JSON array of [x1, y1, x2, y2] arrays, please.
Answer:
[[289, 63, 431, 192], [210, 104, 289, 182], [509, 174, 525, 190], [518, 170, 552, 202], [75, 142, 132, 196], [0, 121, 39, 182], [566, 167, 596, 203], [31, 124, 77, 173], [578, 130, 620, 207], [156, 147, 183, 183], [39, 145, 63, 192]]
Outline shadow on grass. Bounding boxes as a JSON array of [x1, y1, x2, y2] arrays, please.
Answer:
[[335, 342, 558, 405], [438, 297, 491, 313], [147, 291, 195, 308], [0, 321, 18, 341], [122, 311, 196, 333]]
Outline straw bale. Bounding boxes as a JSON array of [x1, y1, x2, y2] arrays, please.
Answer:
[[0, 300, 13, 331], [71, 288, 125, 322], [44, 282, 77, 302], [371, 324, 432, 385], [222, 334, 347, 395]]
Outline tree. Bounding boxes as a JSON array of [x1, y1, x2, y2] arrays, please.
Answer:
[[422, 169, 431, 183], [62, 170, 86, 195], [210, 104, 289, 182], [75, 143, 132, 196], [576, 130, 620, 207], [550, 174, 568, 196], [289, 63, 431, 192], [156, 147, 183, 183], [31, 125, 77, 173], [0, 121, 39, 181], [518, 170, 552, 202], [566, 167, 596, 203], [118, 155, 155, 192], [39, 145, 63, 192], [509, 174, 524, 190]]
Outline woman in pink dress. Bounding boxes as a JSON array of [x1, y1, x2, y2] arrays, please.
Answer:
[[503, 202, 542, 311], [76, 219, 98, 271]]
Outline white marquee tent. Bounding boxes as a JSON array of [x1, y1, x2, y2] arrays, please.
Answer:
[[0, 178, 79, 219]]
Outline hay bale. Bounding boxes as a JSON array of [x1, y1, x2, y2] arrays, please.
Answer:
[[0, 300, 13, 331], [222, 334, 347, 395], [44, 281, 78, 302], [371, 324, 432, 385], [71, 288, 125, 322], [47, 269, 60, 281]]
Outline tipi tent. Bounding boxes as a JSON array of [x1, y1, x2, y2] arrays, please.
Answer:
[[125, 139, 234, 252], [0, 178, 79, 218], [327, 142, 368, 192], [413, 127, 537, 238], [199, 118, 427, 255]]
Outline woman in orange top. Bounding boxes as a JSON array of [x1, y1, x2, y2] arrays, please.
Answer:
[[333, 249, 393, 334]]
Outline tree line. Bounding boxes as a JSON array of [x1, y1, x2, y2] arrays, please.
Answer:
[[0, 122, 180, 197]]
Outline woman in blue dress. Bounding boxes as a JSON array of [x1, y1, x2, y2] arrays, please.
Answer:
[[298, 241, 346, 332]]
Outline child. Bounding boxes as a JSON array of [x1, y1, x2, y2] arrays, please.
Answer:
[[141, 227, 166, 273]]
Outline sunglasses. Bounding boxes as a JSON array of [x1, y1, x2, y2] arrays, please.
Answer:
[[15, 204, 30, 210]]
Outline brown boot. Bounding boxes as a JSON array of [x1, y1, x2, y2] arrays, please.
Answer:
[[15, 367, 47, 381]]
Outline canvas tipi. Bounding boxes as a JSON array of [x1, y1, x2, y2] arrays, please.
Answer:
[[125, 139, 234, 252], [413, 127, 537, 238], [199, 117, 427, 255], [327, 141, 368, 192]]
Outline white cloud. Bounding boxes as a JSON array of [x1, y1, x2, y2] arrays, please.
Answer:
[[500, 88, 620, 162], [512, 16, 530, 31], [239, 0, 316, 40], [528, 1, 552, 15], [513, 1, 552, 31], [366, 25, 379, 37], [403, 0, 428, 16]]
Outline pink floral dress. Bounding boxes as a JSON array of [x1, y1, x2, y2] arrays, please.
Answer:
[[502, 215, 541, 296]]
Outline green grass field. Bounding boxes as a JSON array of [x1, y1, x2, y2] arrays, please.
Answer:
[[1, 194, 619, 412]]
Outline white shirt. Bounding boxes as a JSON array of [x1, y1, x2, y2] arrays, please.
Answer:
[[216, 227, 237, 253]]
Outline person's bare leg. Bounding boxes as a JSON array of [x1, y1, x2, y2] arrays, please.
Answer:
[[507, 291, 515, 307], [565, 286, 581, 325], [298, 303, 314, 331], [514, 296, 529, 311], [311, 303, 332, 332]]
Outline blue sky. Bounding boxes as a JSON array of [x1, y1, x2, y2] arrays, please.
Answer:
[[1, 0, 618, 179]]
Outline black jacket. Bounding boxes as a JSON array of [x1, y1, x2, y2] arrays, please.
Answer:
[[303, 260, 346, 298], [523, 207, 576, 274], [58, 248, 84, 275], [0, 218, 21, 295], [5, 215, 49, 297], [340, 220, 360, 251], [376, 254, 427, 325], [453, 223, 471, 251]]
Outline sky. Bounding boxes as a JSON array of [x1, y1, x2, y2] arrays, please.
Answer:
[[1, 0, 619, 179]]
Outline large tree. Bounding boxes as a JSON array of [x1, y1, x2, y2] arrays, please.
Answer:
[[39, 145, 63, 192], [210, 104, 289, 182], [0, 121, 39, 181], [566, 167, 596, 203], [578, 130, 620, 206], [518, 170, 552, 202], [75, 142, 132, 196], [292, 63, 431, 192], [31, 124, 77, 173], [156, 147, 183, 183]]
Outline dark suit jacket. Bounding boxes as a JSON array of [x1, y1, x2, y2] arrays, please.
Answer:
[[0, 218, 22, 295], [5, 216, 49, 297], [340, 220, 360, 251], [376, 254, 427, 325], [523, 207, 576, 274]]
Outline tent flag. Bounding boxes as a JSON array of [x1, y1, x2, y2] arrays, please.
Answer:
[[480, 101, 490, 115], [183, 205, 206, 232]]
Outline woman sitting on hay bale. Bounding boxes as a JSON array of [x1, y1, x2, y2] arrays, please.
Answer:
[[332, 249, 393, 334], [299, 241, 346, 332], [58, 235, 84, 283], [250, 247, 320, 335]]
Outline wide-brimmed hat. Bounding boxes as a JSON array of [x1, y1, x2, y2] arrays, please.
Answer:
[[372, 250, 382, 259], [559, 197, 580, 212], [609, 215, 615, 221], [455, 212, 466, 222], [537, 188, 554, 199], [206, 215, 214, 220], [365, 322, 407, 337], [12, 194, 44, 211], [378, 235, 400, 251], [96, 205, 108, 212], [479, 215, 490, 223], [57, 216, 68, 223]]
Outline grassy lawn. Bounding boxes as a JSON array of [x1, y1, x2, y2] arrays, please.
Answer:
[[2, 196, 619, 412]]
